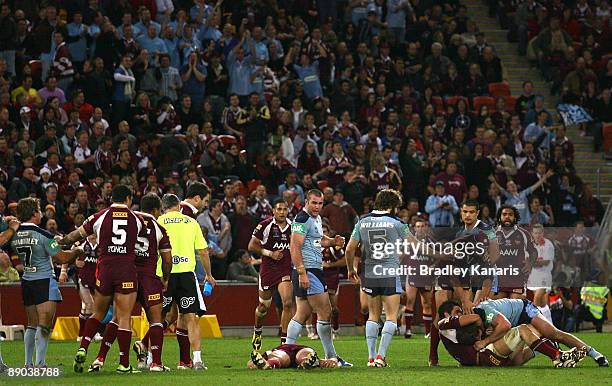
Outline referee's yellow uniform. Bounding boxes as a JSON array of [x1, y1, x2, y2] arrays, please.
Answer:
[[157, 210, 208, 314]]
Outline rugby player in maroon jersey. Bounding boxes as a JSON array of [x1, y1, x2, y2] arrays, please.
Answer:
[[59, 185, 147, 374], [75, 234, 98, 341], [321, 224, 346, 337], [249, 198, 293, 350], [437, 300, 586, 367], [493, 205, 536, 299], [403, 218, 434, 338], [248, 344, 338, 369], [88, 193, 173, 373]]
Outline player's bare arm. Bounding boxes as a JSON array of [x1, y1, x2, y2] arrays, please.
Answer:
[[474, 314, 512, 350], [58, 226, 88, 247], [321, 234, 344, 248], [197, 248, 216, 286], [53, 246, 86, 265], [249, 236, 283, 260], [0, 217, 19, 245], [344, 238, 360, 284], [290, 232, 309, 288]]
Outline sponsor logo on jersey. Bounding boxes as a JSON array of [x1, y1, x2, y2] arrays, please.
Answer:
[[272, 242, 289, 250], [499, 249, 518, 256], [163, 296, 172, 307], [180, 296, 195, 309], [291, 223, 306, 234], [148, 293, 161, 301], [113, 211, 128, 218], [172, 256, 189, 264], [122, 281, 134, 289]]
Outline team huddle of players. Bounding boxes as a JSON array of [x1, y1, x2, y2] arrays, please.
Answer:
[[6, 183, 609, 372]]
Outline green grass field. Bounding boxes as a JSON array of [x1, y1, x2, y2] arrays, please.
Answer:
[[0, 332, 610, 385]]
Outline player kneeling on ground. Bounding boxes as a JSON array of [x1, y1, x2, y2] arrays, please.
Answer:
[[248, 344, 338, 369], [438, 300, 586, 367]]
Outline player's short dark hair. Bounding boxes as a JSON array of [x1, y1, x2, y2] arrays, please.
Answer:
[[438, 299, 460, 319], [16, 197, 40, 222], [273, 198, 287, 208], [374, 189, 403, 211], [456, 323, 480, 345], [462, 199, 479, 210], [111, 184, 132, 203], [185, 181, 210, 200], [161, 193, 180, 210], [306, 189, 323, 200], [496, 204, 520, 224], [140, 193, 161, 213]]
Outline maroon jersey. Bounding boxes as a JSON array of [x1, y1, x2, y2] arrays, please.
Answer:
[[438, 316, 511, 367], [134, 212, 172, 275], [77, 239, 98, 288], [326, 155, 351, 187], [252, 217, 292, 276], [81, 204, 145, 264], [369, 168, 401, 192], [322, 246, 343, 274], [180, 201, 199, 219], [405, 235, 435, 287], [495, 225, 536, 288], [264, 344, 308, 367]]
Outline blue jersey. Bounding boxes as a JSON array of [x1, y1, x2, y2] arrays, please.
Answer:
[[11, 223, 61, 281], [350, 211, 410, 278], [475, 298, 525, 327], [291, 210, 324, 269]]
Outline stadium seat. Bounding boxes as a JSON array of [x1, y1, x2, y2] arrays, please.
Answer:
[[431, 96, 445, 113], [445, 96, 462, 107], [603, 123, 612, 153], [317, 180, 329, 190], [488, 82, 511, 98], [247, 179, 262, 193], [504, 96, 517, 112], [28, 60, 42, 79], [473, 96, 496, 112]]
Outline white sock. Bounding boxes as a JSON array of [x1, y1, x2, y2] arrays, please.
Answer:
[[193, 351, 201, 363], [146, 352, 153, 366], [538, 305, 553, 325]]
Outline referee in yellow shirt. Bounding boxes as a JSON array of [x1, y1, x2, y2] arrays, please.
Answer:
[[158, 194, 216, 371]]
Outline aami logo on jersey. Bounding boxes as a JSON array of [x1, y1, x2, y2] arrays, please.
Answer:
[[499, 249, 518, 256], [84, 255, 98, 263], [113, 211, 128, 218], [272, 242, 289, 250], [122, 281, 134, 289], [148, 293, 161, 301]]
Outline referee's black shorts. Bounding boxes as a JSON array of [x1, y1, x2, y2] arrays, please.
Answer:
[[162, 272, 206, 316]]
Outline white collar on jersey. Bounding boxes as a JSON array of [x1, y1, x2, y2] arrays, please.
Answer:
[[372, 210, 391, 215], [21, 222, 38, 226], [272, 217, 292, 232], [111, 203, 128, 208], [464, 219, 481, 231], [181, 200, 198, 213]]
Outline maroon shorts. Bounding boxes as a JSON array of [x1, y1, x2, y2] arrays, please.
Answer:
[[137, 272, 163, 310], [259, 265, 292, 291], [324, 269, 339, 292], [78, 270, 96, 289], [478, 350, 512, 367], [95, 260, 138, 296]]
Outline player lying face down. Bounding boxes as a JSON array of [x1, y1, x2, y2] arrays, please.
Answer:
[[437, 301, 586, 367], [248, 344, 338, 369]]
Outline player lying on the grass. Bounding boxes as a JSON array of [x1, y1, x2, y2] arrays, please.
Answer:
[[472, 298, 609, 367], [437, 300, 586, 367], [248, 344, 338, 369]]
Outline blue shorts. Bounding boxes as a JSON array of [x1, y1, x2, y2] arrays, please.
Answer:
[[518, 299, 541, 325], [21, 278, 62, 306], [362, 276, 403, 297], [292, 268, 327, 298]]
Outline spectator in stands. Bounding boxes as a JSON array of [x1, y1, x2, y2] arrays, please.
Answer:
[[425, 181, 459, 227], [0, 249, 18, 282], [226, 249, 258, 283], [278, 170, 304, 204], [320, 189, 358, 240], [198, 198, 232, 274]]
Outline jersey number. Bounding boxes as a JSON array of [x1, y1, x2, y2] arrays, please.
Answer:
[[16, 246, 32, 267], [112, 219, 128, 245], [136, 227, 151, 252], [368, 229, 387, 258]]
